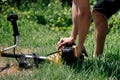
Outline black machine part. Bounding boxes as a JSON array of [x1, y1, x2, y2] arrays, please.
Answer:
[[61, 43, 88, 64], [61, 43, 77, 64], [7, 14, 19, 36]]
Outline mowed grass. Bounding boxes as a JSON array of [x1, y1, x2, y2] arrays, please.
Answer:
[[0, 17, 120, 80]]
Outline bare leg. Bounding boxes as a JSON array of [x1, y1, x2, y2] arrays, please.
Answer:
[[92, 10, 108, 58], [77, 0, 90, 56]]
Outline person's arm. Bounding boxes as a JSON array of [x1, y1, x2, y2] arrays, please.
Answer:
[[57, 0, 78, 50], [70, 0, 78, 42]]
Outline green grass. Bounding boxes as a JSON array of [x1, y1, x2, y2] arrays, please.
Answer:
[[0, 16, 120, 80]]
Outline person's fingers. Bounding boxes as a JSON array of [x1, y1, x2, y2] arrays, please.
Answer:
[[57, 38, 64, 50], [58, 41, 66, 49], [57, 38, 67, 50], [56, 37, 73, 50], [57, 43, 62, 50]]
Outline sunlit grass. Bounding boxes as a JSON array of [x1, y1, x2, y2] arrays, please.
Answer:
[[0, 16, 120, 80]]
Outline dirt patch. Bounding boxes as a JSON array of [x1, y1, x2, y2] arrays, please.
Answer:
[[0, 61, 34, 76], [0, 48, 34, 76], [20, 48, 33, 54], [0, 61, 19, 76]]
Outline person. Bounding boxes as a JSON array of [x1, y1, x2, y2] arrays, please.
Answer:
[[92, 0, 120, 58], [57, 0, 90, 61], [57, 0, 120, 60]]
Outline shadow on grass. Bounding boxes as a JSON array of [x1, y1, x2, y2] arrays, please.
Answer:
[[66, 53, 120, 79]]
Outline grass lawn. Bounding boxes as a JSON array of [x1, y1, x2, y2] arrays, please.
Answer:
[[0, 17, 120, 80]]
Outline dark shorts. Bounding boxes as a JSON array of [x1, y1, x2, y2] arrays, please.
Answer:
[[93, 0, 120, 19]]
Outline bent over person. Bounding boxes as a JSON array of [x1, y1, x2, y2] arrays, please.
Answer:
[[57, 0, 120, 61]]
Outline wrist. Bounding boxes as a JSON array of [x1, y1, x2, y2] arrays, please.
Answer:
[[70, 36, 76, 42]]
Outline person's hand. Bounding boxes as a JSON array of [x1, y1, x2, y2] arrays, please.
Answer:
[[57, 37, 74, 50]]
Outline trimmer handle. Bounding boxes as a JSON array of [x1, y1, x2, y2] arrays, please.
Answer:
[[7, 14, 19, 36]]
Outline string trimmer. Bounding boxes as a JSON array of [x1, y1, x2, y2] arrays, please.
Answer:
[[0, 14, 88, 69]]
